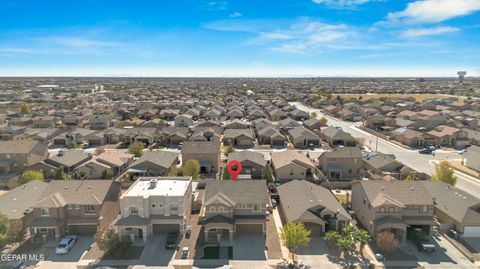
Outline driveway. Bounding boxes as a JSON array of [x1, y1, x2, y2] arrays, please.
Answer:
[[139, 235, 175, 266], [404, 235, 476, 268], [463, 237, 480, 253], [47, 236, 94, 262], [297, 237, 340, 269], [233, 235, 267, 260]]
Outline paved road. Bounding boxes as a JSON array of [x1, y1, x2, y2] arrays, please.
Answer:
[[291, 102, 480, 198]]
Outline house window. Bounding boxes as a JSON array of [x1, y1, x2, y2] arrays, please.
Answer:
[[289, 171, 293, 176], [348, 169, 352, 174], [253, 204, 260, 212], [158, 204, 163, 208], [209, 206, 216, 212], [388, 207, 394, 213], [41, 208, 49, 216], [86, 205, 95, 214], [125, 227, 132, 231], [75, 205, 80, 210], [67, 205, 73, 210], [129, 207, 139, 215], [420, 205, 428, 213], [152, 204, 156, 208], [170, 204, 179, 215], [380, 207, 386, 213], [218, 206, 224, 212], [363, 198, 366, 205]]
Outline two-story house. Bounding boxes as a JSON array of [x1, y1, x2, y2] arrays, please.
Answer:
[[28, 180, 121, 242], [0, 140, 48, 188], [201, 180, 268, 242], [115, 177, 192, 242], [351, 180, 434, 242], [318, 147, 363, 181], [181, 141, 220, 176]]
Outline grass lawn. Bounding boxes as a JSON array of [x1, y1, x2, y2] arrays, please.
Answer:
[[335, 194, 349, 205], [202, 246, 220, 259], [103, 242, 144, 260]]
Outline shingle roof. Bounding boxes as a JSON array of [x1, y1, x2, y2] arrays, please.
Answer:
[[228, 151, 267, 166], [0, 180, 48, 219], [32, 180, 116, 208], [271, 150, 314, 169], [0, 140, 46, 154], [358, 180, 433, 207], [204, 180, 268, 205], [181, 141, 221, 154], [277, 180, 351, 223], [130, 151, 178, 169], [422, 181, 480, 224]]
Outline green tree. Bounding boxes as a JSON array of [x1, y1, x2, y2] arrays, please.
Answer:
[[19, 170, 44, 185], [182, 159, 200, 180], [128, 141, 145, 158], [0, 213, 9, 249], [20, 103, 31, 115], [432, 161, 457, 185], [319, 116, 328, 126], [223, 145, 236, 157], [311, 112, 318, 119], [337, 236, 356, 258], [354, 229, 371, 256], [55, 167, 71, 180], [261, 166, 273, 181], [154, 133, 167, 147], [324, 230, 340, 247], [280, 222, 311, 262], [101, 170, 113, 180], [95, 227, 119, 254]]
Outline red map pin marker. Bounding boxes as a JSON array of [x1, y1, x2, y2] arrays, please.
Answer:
[[227, 160, 242, 181]]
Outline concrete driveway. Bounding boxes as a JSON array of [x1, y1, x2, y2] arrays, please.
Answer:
[[463, 237, 480, 252], [47, 236, 94, 262], [297, 237, 340, 269], [233, 235, 267, 260], [139, 235, 175, 266], [405, 235, 476, 268]]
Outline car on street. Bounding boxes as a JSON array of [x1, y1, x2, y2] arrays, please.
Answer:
[[419, 147, 433, 154], [55, 235, 77, 254], [165, 232, 179, 249]]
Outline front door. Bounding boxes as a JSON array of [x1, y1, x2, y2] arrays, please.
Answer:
[[138, 228, 143, 238]]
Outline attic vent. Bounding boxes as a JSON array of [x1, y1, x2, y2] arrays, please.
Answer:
[[381, 187, 385, 190], [64, 187, 69, 189], [410, 187, 415, 190], [88, 186, 92, 189]]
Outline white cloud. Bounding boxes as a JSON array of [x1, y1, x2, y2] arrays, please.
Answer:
[[312, 0, 371, 8], [387, 0, 480, 24], [229, 12, 242, 18], [401, 26, 459, 38]]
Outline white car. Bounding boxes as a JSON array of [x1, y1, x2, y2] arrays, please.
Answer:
[[55, 235, 77, 254]]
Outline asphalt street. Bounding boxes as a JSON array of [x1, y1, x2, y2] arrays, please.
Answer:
[[291, 102, 480, 198]]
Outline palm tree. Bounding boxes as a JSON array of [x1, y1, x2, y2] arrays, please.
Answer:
[[354, 229, 371, 257]]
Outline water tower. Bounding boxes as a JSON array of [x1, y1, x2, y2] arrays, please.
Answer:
[[457, 71, 467, 83]]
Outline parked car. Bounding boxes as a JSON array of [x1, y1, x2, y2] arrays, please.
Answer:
[[419, 147, 433, 154], [165, 232, 179, 249], [181, 247, 189, 259], [185, 225, 192, 239], [55, 235, 77, 254]]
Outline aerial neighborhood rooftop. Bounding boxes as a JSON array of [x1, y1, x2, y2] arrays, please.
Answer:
[[0, 77, 480, 269]]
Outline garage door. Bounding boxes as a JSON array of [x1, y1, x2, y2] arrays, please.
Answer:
[[235, 224, 263, 234], [303, 222, 323, 236], [153, 224, 179, 234], [68, 225, 97, 235], [464, 227, 480, 237]]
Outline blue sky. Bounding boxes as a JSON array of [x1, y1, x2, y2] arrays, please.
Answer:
[[0, 0, 479, 77]]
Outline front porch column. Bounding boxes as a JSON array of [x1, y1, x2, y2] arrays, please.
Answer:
[[204, 229, 208, 241], [229, 230, 233, 241]]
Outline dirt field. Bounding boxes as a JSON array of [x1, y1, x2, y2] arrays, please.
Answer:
[[338, 93, 466, 101]]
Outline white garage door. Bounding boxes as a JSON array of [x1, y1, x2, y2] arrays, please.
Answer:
[[464, 227, 480, 237]]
